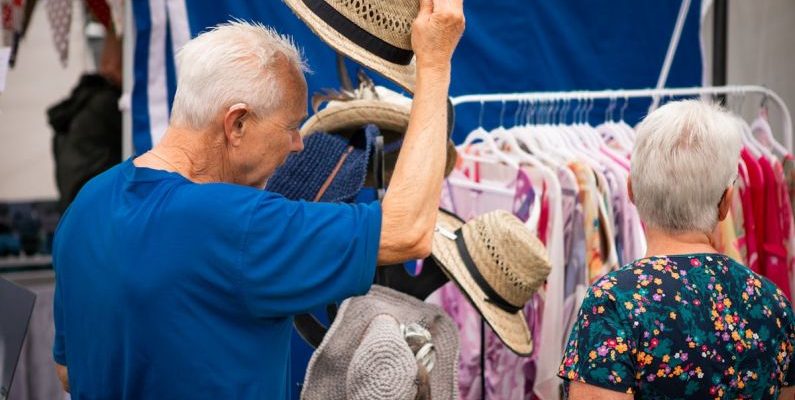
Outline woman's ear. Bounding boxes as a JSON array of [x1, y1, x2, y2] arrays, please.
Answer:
[[223, 103, 249, 147], [717, 186, 734, 222], [627, 176, 635, 205]]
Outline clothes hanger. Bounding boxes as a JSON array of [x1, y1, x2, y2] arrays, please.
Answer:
[[730, 95, 765, 159], [590, 98, 631, 168], [575, 98, 631, 193], [575, 99, 602, 153], [750, 95, 788, 157], [596, 97, 633, 153], [543, 99, 578, 163], [453, 101, 522, 196], [562, 97, 606, 168], [719, 93, 768, 159], [614, 94, 636, 143], [460, 101, 521, 169], [539, 99, 579, 162]]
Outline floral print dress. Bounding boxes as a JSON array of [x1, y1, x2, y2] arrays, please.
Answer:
[[559, 254, 795, 399]]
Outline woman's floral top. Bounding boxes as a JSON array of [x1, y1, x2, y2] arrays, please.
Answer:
[[558, 254, 795, 399]]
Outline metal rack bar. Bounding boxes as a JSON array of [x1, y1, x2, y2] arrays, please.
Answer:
[[450, 85, 793, 152]]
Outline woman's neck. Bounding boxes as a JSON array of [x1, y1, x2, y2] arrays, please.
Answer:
[[643, 226, 720, 258]]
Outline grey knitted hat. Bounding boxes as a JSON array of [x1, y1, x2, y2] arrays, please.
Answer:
[[301, 285, 459, 400]]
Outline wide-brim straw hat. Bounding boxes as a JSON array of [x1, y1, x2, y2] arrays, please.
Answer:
[[430, 209, 552, 355], [302, 285, 459, 400], [283, 0, 418, 93], [301, 85, 457, 182]]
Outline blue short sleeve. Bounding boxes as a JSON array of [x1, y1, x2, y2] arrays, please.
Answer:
[[53, 278, 66, 365], [237, 192, 381, 317]]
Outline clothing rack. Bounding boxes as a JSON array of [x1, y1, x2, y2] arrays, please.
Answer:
[[450, 85, 794, 153]]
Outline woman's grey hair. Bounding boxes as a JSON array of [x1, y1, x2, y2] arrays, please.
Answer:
[[170, 20, 309, 130], [631, 100, 742, 234]]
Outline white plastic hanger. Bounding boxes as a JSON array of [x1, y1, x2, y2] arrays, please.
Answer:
[[515, 100, 570, 163], [735, 113, 765, 159], [596, 97, 633, 153], [452, 102, 524, 197], [461, 102, 521, 169], [614, 95, 637, 144], [750, 106, 787, 157]]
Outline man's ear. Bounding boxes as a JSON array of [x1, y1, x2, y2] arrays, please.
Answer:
[[718, 186, 734, 222], [627, 175, 635, 205], [223, 103, 249, 147]]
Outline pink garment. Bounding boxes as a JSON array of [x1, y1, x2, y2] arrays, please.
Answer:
[[774, 160, 795, 301], [740, 149, 764, 273], [759, 157, 791, 299], [731, 160, 751, 265], [601, 145, 630, 171], [537, 181, 550, 245]]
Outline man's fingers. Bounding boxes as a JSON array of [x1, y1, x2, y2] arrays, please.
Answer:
[[418, 0, 433, 15], [431, 0, 459, 12]]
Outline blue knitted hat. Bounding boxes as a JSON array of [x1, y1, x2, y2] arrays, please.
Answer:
[[266, 126, 375, 203]]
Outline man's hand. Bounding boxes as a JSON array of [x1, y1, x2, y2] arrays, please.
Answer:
[[55, 363, 70, 393], [411, 0, 465, 71]]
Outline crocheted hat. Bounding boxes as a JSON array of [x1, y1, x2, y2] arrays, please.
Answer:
[[266, 128, 372, 202], [301, 285, 459, 400]]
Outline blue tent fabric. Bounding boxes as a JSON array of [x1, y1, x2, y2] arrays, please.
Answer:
[[130, 1, 702, 398], [131, 0, 702, 153]]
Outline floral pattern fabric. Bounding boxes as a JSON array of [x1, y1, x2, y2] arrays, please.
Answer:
[[559, 254, 795, 399]]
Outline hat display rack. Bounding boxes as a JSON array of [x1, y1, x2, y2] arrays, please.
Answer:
[[293, 54, 453, 349]]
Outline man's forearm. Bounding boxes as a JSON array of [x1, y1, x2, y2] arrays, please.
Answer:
[[378, 67, 451, 264]]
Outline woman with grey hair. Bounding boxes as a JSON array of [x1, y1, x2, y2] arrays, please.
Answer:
[[558, 100, 795, 399]]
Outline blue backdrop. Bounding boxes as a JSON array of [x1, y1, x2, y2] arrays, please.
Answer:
[[131, 1, 702, 397]]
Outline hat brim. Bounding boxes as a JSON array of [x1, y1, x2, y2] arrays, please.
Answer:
[[300, 100, 458, 179], [431, 210, 534, 356], [300, 100, 411, 138], [284, 0, 416, 93]]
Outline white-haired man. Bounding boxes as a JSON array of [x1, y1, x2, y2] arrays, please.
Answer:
[[51, 0, 465, 398], [559, 100, 795, 399]]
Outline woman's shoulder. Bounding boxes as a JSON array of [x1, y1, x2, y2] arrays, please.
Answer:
[[589, 254, 743, 300]]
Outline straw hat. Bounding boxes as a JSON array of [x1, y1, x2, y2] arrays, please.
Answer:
[[283, 0, 418, 92], [302, 285, 459, 400], [431, 209, 551, 355], [301, 85, 457, 183]]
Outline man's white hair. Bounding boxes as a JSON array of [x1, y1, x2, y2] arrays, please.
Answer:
[[170, 20, 308, 129], [631, 100, 742, 234]]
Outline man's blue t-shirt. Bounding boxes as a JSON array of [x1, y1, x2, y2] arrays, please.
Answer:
[[52, 159, 381, 399]]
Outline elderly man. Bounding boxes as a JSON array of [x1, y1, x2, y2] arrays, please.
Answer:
[[559, 100, 795, 399], [51, 1, 464, 398]]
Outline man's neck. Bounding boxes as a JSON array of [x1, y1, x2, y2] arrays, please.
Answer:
[[135, 126, 229, 184], [643, 226, 720, 258]]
